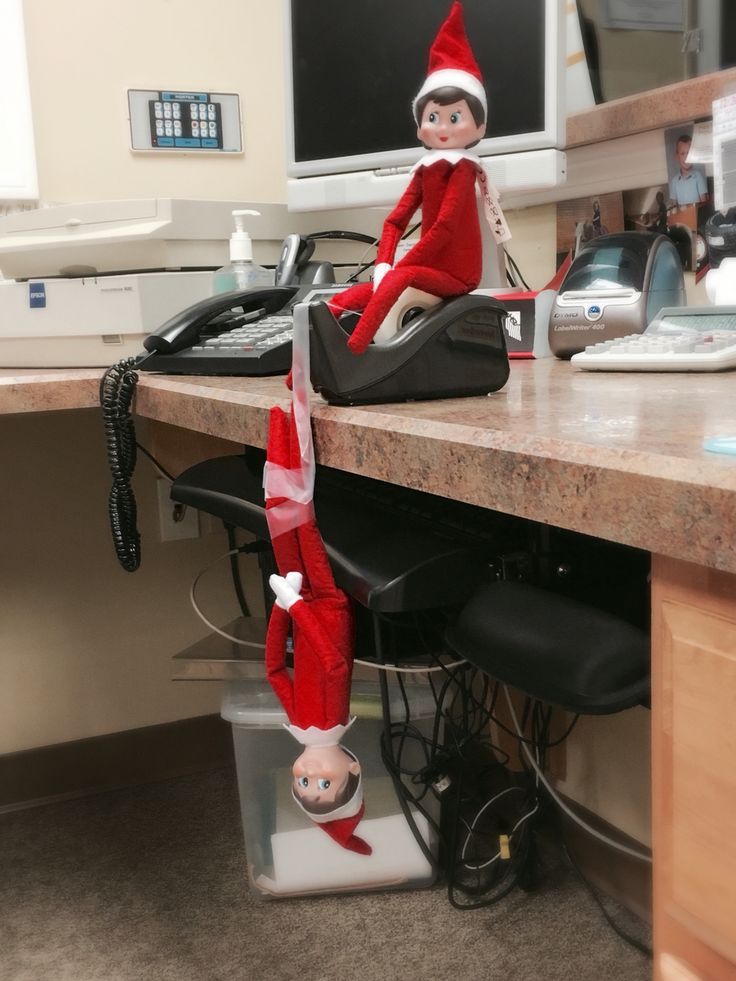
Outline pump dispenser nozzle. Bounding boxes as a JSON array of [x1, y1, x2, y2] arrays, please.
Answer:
[[229, 209, 260, 262]]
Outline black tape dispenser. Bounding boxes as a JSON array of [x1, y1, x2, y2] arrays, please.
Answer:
[[308, 294, 510, 406]]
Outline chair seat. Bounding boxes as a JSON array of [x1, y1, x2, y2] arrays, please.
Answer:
[[445, 580, 650, 714]]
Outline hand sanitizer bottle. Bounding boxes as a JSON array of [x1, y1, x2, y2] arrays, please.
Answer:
[[212, 209, 273, 294]]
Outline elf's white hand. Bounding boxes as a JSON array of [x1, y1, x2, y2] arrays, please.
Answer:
[[373, 262, 392, 291], [270, 571, 303, 611]]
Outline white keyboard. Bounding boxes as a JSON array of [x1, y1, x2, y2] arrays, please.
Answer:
[[571, 307, 736, 372]]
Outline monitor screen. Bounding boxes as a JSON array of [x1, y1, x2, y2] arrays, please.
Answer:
[[286, 0, 561, 180]]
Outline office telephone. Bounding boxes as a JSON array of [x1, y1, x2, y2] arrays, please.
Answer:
[[136, 227, 365, 375], [138, 285, 301, 376]]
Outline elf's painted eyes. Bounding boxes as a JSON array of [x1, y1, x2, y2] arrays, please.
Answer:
[[427, 111, 439, 124], [297, 776, 309, 788], [318, 779, 331, 791], [450, 111, 461, 124]]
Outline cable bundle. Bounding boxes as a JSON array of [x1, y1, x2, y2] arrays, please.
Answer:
[[373, 630, 541, 908]]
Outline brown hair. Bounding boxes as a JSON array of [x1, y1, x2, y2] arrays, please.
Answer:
[[415, 86, 486, 128]]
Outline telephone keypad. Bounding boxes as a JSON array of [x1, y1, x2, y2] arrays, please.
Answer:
[[191, 316, 293, 355]]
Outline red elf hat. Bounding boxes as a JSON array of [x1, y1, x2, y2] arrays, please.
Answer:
[[320, 805, 372, 856], [413, 1, 486, 121]]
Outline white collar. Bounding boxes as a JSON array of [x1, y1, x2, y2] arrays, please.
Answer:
[[411, 149, 482, 173], [285, 718, 356, 746]]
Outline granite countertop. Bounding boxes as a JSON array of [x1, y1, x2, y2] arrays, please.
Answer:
[[0, 368, 103, 415], [3, 361, 736, 573]]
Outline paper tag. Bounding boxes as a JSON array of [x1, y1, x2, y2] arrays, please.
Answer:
[[477, 169, 512, 244]]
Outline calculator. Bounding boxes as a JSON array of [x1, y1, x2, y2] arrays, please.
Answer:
[[571, 306, 736, 372]]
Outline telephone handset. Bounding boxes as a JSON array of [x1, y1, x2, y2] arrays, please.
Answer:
[[143, 286, 297, 354], [275, 233, 335, 287], [138, 285, 299, 376], [275, 234, 315, 286]]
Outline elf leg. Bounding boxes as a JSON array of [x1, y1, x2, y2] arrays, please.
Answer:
[[327, 281, 373, 320], [347, 265, 470, 354]]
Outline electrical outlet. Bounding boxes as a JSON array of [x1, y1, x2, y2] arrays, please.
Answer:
[[156, 478, 200, 542]]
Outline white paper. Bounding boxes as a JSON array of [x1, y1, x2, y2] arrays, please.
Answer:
[[257, 812, 434, 895]]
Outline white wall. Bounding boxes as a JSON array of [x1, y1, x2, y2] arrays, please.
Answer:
[[0, 409, 264, 754], [22, 0, 287, 205]]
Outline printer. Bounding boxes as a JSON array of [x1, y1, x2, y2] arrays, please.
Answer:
[[0, 198, 375, 368]]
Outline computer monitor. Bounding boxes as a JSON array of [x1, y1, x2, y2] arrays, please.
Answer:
[[284, 0, 566, 213]]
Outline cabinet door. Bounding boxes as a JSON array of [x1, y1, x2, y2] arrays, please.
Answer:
[[652, 556, 736, 981]]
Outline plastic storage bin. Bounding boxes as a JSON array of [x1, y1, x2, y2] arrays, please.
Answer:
[[221, 677, 440, 898]]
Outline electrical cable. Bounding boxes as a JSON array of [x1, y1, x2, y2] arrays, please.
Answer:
[[445, 767, 537, 910], [504, 248, 532, 291], [343, 221, 421, 284], [189, 547, 266, 648], [562, 840, 653, 958], [459, 787, 538, 871], [307, 230, 378, 246], [502, 686, 652, 864], [353, 656, 467, 674], [225, 524, 251, 618], [377, 665, 440, 870], [136, 443, 175, 482], [370, 633, 533, 909]]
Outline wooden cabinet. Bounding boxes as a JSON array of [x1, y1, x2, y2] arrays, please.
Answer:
[[652, 557, 736, 980]]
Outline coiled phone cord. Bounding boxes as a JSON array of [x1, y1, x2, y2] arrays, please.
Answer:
[[100, 356, 144, 571]]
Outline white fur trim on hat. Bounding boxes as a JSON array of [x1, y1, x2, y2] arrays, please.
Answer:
[[413, 69, 487, 121]]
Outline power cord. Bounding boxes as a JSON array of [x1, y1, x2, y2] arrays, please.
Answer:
[[189, 546, 267, 648], [343, 222, 421, 284], [504, 248, 532, 291], [225, 524, 251, 618], [502, 686, 652, 864], [373, 639, 539, 907], [561, 840, 653, 958]]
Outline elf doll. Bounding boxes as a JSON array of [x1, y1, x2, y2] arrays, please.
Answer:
[[263, 314, 371, 856], [328, 0, 509, 355]]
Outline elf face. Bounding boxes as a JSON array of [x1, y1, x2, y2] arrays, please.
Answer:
[[292, 745, 361, 809], [417, 98, 485, 150]]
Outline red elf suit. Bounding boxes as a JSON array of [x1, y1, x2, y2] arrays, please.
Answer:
[[328, 1, 498, 355], [263, 311, 371, 856]]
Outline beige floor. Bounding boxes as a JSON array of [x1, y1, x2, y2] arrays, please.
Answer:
[[0, 767, 651, 981]]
